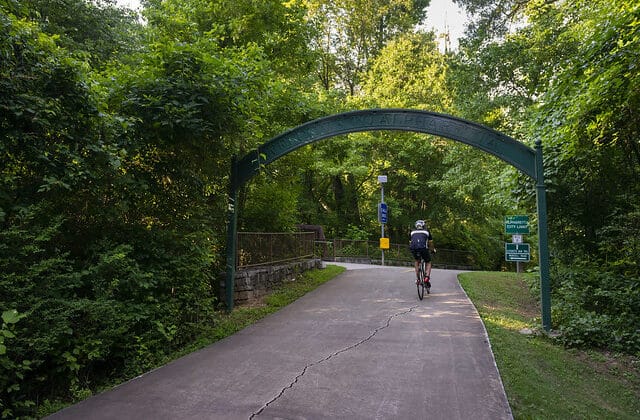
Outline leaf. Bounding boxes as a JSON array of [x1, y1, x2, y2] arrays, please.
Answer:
[[2, 309, 25, 325], [1, 330, 15, 339]]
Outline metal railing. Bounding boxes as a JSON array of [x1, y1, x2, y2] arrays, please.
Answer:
[[237, 232, 316, 269], [316, 239, 478, 269], [236, 233, 478, 270]]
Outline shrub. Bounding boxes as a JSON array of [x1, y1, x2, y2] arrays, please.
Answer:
[[0, 205, 219, 417], [552, 265, 640, 354]]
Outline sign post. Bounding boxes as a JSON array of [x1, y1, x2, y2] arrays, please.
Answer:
[[378, 175, 387, 266]]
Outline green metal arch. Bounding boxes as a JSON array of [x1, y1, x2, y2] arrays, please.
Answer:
[[226, 108, 551, 331], [233, 109, 537, 190]]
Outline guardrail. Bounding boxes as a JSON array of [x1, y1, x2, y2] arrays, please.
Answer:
[[236, 233, 478, 270], [315, 239, 478, 269], [237, 232, 315, 269]]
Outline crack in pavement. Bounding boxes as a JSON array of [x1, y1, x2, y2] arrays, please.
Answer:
[[249, 305, 418, 419]]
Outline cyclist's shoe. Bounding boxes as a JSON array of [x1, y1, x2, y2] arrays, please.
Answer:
[[425, 281, 431, 289]]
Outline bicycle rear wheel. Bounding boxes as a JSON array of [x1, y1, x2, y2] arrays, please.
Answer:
[[417, 259, 425, 300]]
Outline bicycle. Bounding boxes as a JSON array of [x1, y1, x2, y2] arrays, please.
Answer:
[[416, 255, 431, 300]]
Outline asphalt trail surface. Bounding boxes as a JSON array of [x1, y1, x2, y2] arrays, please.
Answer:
[[49, 265, 512, 420]]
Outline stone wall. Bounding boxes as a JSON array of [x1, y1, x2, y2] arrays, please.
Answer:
[[221, 258, 324, 306]]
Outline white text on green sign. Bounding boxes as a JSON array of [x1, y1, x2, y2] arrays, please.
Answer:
[[505, 243, 530, 262], [505, 215, 529, 234]]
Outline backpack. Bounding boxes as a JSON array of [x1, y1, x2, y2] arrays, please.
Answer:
[[410, 230, 429, 250]]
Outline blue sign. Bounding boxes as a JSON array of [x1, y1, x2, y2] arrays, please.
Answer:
[[378, 203, 388, 224]]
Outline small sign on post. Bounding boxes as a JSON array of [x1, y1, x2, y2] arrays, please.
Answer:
[[380, 237, 390, 249], [505, 215, 529, 234], [505, 243, 530, 262], [378, 203, 388, 224]]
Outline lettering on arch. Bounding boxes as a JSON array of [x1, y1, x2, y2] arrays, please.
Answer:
[[233, 109, 537, 190]]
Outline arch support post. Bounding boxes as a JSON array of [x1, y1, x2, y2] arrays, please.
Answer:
[[535, 141, 552, 331], [224, 156, 239, 312]]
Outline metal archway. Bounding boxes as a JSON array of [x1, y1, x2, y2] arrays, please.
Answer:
[[225, 109, 551, 330]]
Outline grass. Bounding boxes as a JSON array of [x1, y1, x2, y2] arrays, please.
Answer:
[[459, 271, 640, 420]]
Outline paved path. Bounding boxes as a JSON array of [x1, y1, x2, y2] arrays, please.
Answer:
[[49, 266, 512, 420]]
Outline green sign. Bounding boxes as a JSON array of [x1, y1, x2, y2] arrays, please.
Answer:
[[505, 215, 529, 234], [505, 243, 530, 262]]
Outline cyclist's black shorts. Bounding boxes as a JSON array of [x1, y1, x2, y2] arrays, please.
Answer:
[[411, 248, 431, 262]]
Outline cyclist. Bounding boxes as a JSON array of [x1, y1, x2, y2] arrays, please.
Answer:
[[410, 220, 435, 287]]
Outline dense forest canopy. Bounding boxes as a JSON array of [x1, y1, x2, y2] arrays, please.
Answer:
[[1, 0, 638, 416]]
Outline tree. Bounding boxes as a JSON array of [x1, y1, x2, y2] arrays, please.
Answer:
[[454, 0, 640, 351], [306, 0, 430, 94], [7, 0, 142, 66], [529, 0, 639, 255], [1, 1, 320, 413], [142, 0, 316, 79]]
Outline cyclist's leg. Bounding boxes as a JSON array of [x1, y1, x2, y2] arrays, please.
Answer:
[[411, 250, 420, 280], [422, 249, 432, 280]]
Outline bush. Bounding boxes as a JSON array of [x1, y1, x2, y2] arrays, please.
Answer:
[[552, 265, 640, 354], [0, 204, 218, 417]]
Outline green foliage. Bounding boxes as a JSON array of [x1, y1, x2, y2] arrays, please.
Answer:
[[597, 204, 640, 275], [3, 0, 640, 415], [552, 266, 640, 353], [1, 5, 227, 416], [0, 204, 218, 417], [532, 0, 640, 257], [454, 0, 640, 349], [525, 0, 640, 352], [344, 224, 370, 241], [8, 0, 142, 66], [307, 0, 430, 93], [241, 173, 302, 232], [143, 0, 316, 79], [363, 31, 450, 110], [0, 309, 31, 418]]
